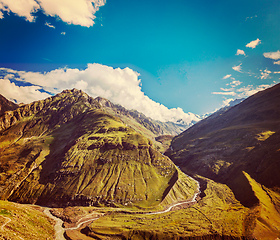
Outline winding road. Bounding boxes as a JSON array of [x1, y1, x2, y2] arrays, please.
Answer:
[[0, 216, 11, 231], [43, 174, 201, 239], [44, 208, 65, 240], [146, 174, 201, 215]]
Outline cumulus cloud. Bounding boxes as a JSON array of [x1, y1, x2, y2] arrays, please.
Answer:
[[246, 38, 261, 49], [0, 0, 106, 27], [236, 49, 246, 56], [222, 74, 231, 80], [0, 78, 50, 103], [61, 32, 66, 35], [263, 50, 280, 60], [273, 60, 280, 65], [0, 64, 200, 124], [260, 69, 272, 80], [232, 63, 242, 72], [229, 80, 242, 87], [0, 0, 40, 22]]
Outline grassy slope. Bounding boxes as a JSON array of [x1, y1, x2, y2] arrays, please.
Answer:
[[83, 177, 250, 239], [0, 200, 54, 240], [243, 172, 280, 239], [0, 90, 197, 209], [95, 97, 188, 153]]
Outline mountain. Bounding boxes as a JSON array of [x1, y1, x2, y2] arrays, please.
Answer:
[[0, 94, 18, 116], [168, 83, 280, 237], [95, 97, 189, 136], [0, 89, 197, 208], [95, 96, 193, 152]]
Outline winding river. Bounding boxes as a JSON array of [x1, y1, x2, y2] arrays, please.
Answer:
[[146, 173, 201, 215], [43, 171, 201, 239]]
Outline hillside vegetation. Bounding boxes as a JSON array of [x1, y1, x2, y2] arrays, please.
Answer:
[[167, 83, 280, 238], [168, 83, 280, 205], [0, 200, 54, 239], [78, 177, 252, 239], [0, 89, 197, 208]]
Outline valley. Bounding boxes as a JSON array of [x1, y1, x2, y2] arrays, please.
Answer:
[[41, 173, 200, 240], [0, 85, 280, 239]]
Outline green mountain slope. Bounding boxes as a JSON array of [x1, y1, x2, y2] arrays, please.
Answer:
[[0, 200, 54, 239], [95, 97, 190, 152], [168, 83, 280, 207], [0, 89, 197, 208]]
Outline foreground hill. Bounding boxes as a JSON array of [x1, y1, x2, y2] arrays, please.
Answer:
[[0, 200, 54, 239], [0, 89, 197, 208], [168, 83, 280, 238]]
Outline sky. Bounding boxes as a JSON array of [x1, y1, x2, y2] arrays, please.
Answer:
[[0, 0, 280, 123]]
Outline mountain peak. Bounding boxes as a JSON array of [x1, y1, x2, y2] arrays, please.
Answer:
[[95, 96, 113, 108], [0, 94, 18, 116]]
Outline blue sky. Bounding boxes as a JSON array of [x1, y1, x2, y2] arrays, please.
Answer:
[[0, 0, 280, 123]]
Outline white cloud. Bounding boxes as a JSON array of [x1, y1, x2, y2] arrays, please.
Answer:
[[273, 60, 280, 65], [246, 38, 261, 49], [73, 79, 88, 91], [235, 84, 274, 98], [232, 63, 242, 72], [45, 22, 55, 29], [0, 0, 106, 27], [245, 15, 257, 21], [0, 78, 50, 103], [0, 9, 3, 19], [212, 91, 236, 96], [222, 74, 231, 80], [222, 98, 235, 107], [0, 64, 200, 124], [263, 50, 280, 60], [0, 0, 40, 22], [230, 80, 242, 87], [260, 69, 272, 80], [61, 32, 66, 35], [236, 49, 245, 56], [220, 87, 234, 92], [274, 71, 280, 74], [212, 83, 277, 100]]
